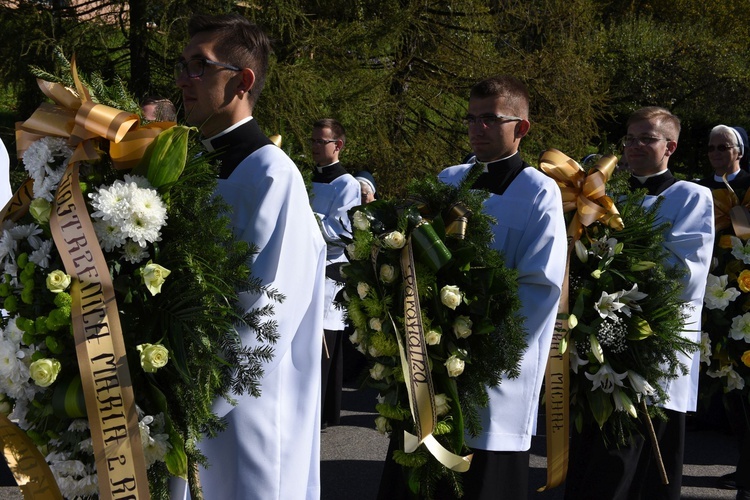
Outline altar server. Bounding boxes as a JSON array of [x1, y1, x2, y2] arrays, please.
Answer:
[[437, 75, 567, 499], [174, 14, 326, 500], [565, 107, 714, 500], [309, 118, 360, 428]]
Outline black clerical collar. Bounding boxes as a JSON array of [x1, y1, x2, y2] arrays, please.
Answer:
[[201, 118, 273, 179], [312, 161, 348, 184], [628, 169, 678, 196], [471, 152, 528, 195]]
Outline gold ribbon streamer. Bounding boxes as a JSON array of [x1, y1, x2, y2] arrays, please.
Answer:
[[385, 240, 472, 471], [444, 202, 472, 240], [538, 246, 571, 491], [0, 414, 62, 499], [50, 163, 149, 499], [537, 149, 624, 490], [539, 149, 624, 241]]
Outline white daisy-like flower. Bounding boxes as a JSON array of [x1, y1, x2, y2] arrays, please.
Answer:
[[29, 239, 54, 268], [67, 419, 89, 432], [729, 313, 750, 343], [10, 223, 44, 249], [704, 274, 741, 310], [585, 363, 627, 393], [731, 236, 750, 265], [93, 219, 127, 252], [89, 180, 134, 223], [0, 230, 18, 263], [122, 240, 149, 264]]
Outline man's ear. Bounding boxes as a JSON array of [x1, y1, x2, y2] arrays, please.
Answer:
[[665, 140, 678, 156], [237, 68, 255, 96], [516, 119, 531, 140]]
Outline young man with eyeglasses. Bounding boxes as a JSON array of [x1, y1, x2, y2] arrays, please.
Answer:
[[697, 125, 750, 190], [565, 107, 714, 500], [174, 14, 326, 500], [430, 75, 567, 499], [308, 118, 360, 429]]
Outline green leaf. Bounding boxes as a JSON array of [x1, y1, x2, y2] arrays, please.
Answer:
[[588, 390, 614, 428]]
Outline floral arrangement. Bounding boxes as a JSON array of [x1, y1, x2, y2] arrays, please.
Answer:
[[700, 190, 750, 396], [563, 173, 693, 443], [339, 167, 526, 498], [0, 62, 275, 499]]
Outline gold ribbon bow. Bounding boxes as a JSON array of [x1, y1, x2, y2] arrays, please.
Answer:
[[712, 182, 750, 239], [15, 58, 173, 170], [539, 149, 624, 242]]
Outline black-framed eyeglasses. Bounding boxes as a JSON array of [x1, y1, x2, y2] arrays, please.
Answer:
[[707, 144, 738, 153], [620, 135, 669, 148], [309, 139, 337, 146], [174, 58, 242, 79], [462, 114, 523, 127]]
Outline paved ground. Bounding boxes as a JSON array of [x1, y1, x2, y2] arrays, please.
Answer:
[[0, 384, 737, 499], [321, 385, 739, 500]]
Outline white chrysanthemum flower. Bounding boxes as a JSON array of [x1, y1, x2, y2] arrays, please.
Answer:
[[23, 138, 73, 202], [729, 313, 750, 343], [89, 180, 134, 222], [123, 174, 153, 189], [68, 419, 90, 432], [0, 230, 18, 263], [731, 236, 750, 265], [122, 240, 149, 264], [585, 363, 627, 393], [0, 339, 21, 378], [4, 318, 25, 345], [29, 239, 54, 268], [10, 223, 43, 249], [704, 274, 741, 310], [77, 437, 94, 454], [93, 219, 127, 252]]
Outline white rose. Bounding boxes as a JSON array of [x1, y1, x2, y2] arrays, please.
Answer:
[[349, 329, 362, 345], [445, 355, 465, 377], [353, 211, 370, 231], [440, 285, 462, 310], [374, 416, 390, 435], [29, 358, 62, 387], [383, 231, 406, 249], [453, 315, 473, 339], [425, 329, 442, 345], [46, 270, 71, 293], [346, 243, 358, 259], [356, 343, 366, 354], [137, 343, 169, 373], [369, 317, 382, 332], [357, 282, 370, 299], [141, 261, 171, 296], [379, 264, 397, 283], [434, 393, 451, 416], [368, 345, 381, 357], [370, 362, 387, 380]]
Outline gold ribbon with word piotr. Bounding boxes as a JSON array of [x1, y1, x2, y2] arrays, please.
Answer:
[[3, 58, 170, 499], [537, 150, 624, 491], [380, 240, 472, 473]]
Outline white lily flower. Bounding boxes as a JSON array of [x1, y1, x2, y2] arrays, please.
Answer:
[[569, 342, 589, 374], [585, 363, 627, 393], [704, 274, 741, 310], [627, 370, 656, 397], [729, 313, 750, 343], [594, 291, 626, 320], [617, 284, 648, 317], [613, 388, 638, 417], [731, 236, 750, 265]]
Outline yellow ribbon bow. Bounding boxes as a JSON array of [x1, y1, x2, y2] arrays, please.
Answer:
[[539, 149, 624, 241], [15, 58, 173, 170], [712, 182, 750, 239]]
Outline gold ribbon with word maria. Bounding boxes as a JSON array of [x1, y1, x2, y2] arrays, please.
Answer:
[[379, 238, 472, 473], [2, 59, 171, 499], [537, 150, 624, 490]]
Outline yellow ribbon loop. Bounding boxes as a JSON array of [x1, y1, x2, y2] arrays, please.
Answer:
[[539, 149, 624, 241], [711, 186, 750, 239], [16, 58, 171, 170]]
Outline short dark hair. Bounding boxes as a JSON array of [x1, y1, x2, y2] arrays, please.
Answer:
[[141, 97, 177, 121], [188, 14, 271, 106], [470, 76, 530, 118], [313, 118, 346, 144], [627, 106, 681, 141]]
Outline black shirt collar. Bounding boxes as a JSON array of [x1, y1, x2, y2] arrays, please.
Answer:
[[628, 170, 678, 196], [202, 119, 273, 179], [471, 152, 528, 195], [312, 162, 349, 183]]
